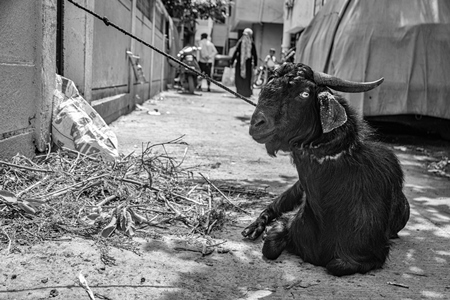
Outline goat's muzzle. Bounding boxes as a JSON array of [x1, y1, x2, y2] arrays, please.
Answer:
[[249, 110, 275, 143]]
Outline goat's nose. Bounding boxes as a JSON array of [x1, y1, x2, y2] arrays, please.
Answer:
[[251, 112, 267, 128]]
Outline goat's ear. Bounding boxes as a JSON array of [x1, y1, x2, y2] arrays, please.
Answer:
[[318, 91, 347, 133]]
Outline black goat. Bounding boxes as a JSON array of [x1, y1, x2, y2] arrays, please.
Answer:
[[242, 63, 410, 276]]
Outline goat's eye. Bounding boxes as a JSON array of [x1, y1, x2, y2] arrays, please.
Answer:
[[300, 91, 310, 98]]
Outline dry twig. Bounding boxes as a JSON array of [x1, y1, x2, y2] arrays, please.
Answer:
[[0, 160, 53, 173], [387, 282, 409, 289], [1, 227, 11, 254], [199, 172, 249, 214]]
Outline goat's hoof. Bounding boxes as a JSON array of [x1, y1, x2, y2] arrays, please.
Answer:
[[262, 243, 284, 260], [242, 221, 266, 240], [261, 226, 288, 260]]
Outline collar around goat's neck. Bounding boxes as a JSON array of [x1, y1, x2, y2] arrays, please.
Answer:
[[290, 131, 356, 164], [291, 142, 348, 164]]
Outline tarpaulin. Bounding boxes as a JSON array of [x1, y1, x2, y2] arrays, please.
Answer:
[[296, 0, 450, 119]]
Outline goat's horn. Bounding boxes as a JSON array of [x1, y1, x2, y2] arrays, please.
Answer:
[[313, 71, 384, 93]]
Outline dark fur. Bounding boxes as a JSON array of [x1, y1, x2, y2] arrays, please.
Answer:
[[243, 63, 410, 276]]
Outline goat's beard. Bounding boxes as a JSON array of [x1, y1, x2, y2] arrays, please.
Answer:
[[265, 142, 278, 157], [263, 123, 316, 157], [265, 138, 290, 157]]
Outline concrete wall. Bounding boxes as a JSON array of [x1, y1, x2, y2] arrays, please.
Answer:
[[194, 19, 228, 53], [227, 0, 284, 64], [62, 0, 173, 124], [211, 23, 229, 53], [284, 0, 315, 34], [0, 0, 172, 159], [230, 0, 284, 31], [195, 19, 213, 43], [0, 0, 56, 160], [134, 5, 154, 101], [282, 0, 328, 51], [147, 2, 168, 99], [253, 23, 284, 63], [91, 0, 131, 94]]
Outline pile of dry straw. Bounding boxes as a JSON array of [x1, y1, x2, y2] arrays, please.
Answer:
[[0, 138, 270, 253]]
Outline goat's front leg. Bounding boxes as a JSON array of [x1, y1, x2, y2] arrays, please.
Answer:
[[242, 181, 304, 240]]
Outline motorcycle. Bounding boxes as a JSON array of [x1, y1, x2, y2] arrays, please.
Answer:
[[177, 45, 201, 94], [253, 65, 267, 88], [253, 60, 280, 88]]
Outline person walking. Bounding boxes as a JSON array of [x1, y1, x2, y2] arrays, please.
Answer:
[[231, 28, 258, 98], [197, 33, 218, 92]]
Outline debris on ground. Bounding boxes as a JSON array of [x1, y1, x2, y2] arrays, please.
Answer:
[[392, 144, 450, 178], [148, 109, 161, 116], [387, 281, 409, 289], [52, 74, 119, 161], [427, 157, 450, 178], [0, 137, 272, 255], [78, 272, 96, 300]]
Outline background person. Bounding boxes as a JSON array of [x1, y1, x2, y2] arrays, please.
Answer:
[[231, 28, 258, 98], [197, 33, 218, 92], [264, 48, 277, 69]]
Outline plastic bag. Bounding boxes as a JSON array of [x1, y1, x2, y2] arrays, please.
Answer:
[[52, 75, 119, 161], [221, 67, 235, 86]]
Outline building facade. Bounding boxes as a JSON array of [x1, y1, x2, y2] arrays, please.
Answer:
[[228, 0, 284, 63], [282, 0, 327, 52]]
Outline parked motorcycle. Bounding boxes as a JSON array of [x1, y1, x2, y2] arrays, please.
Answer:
[[177, 45, 201, 94], [253, 65, 267, 88], [253, 61, 280, 88]]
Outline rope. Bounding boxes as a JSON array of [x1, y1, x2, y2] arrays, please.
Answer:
[[65, 0, 257, 107]]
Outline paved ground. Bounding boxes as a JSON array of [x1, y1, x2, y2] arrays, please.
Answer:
[[1, 84, 449, 300]]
